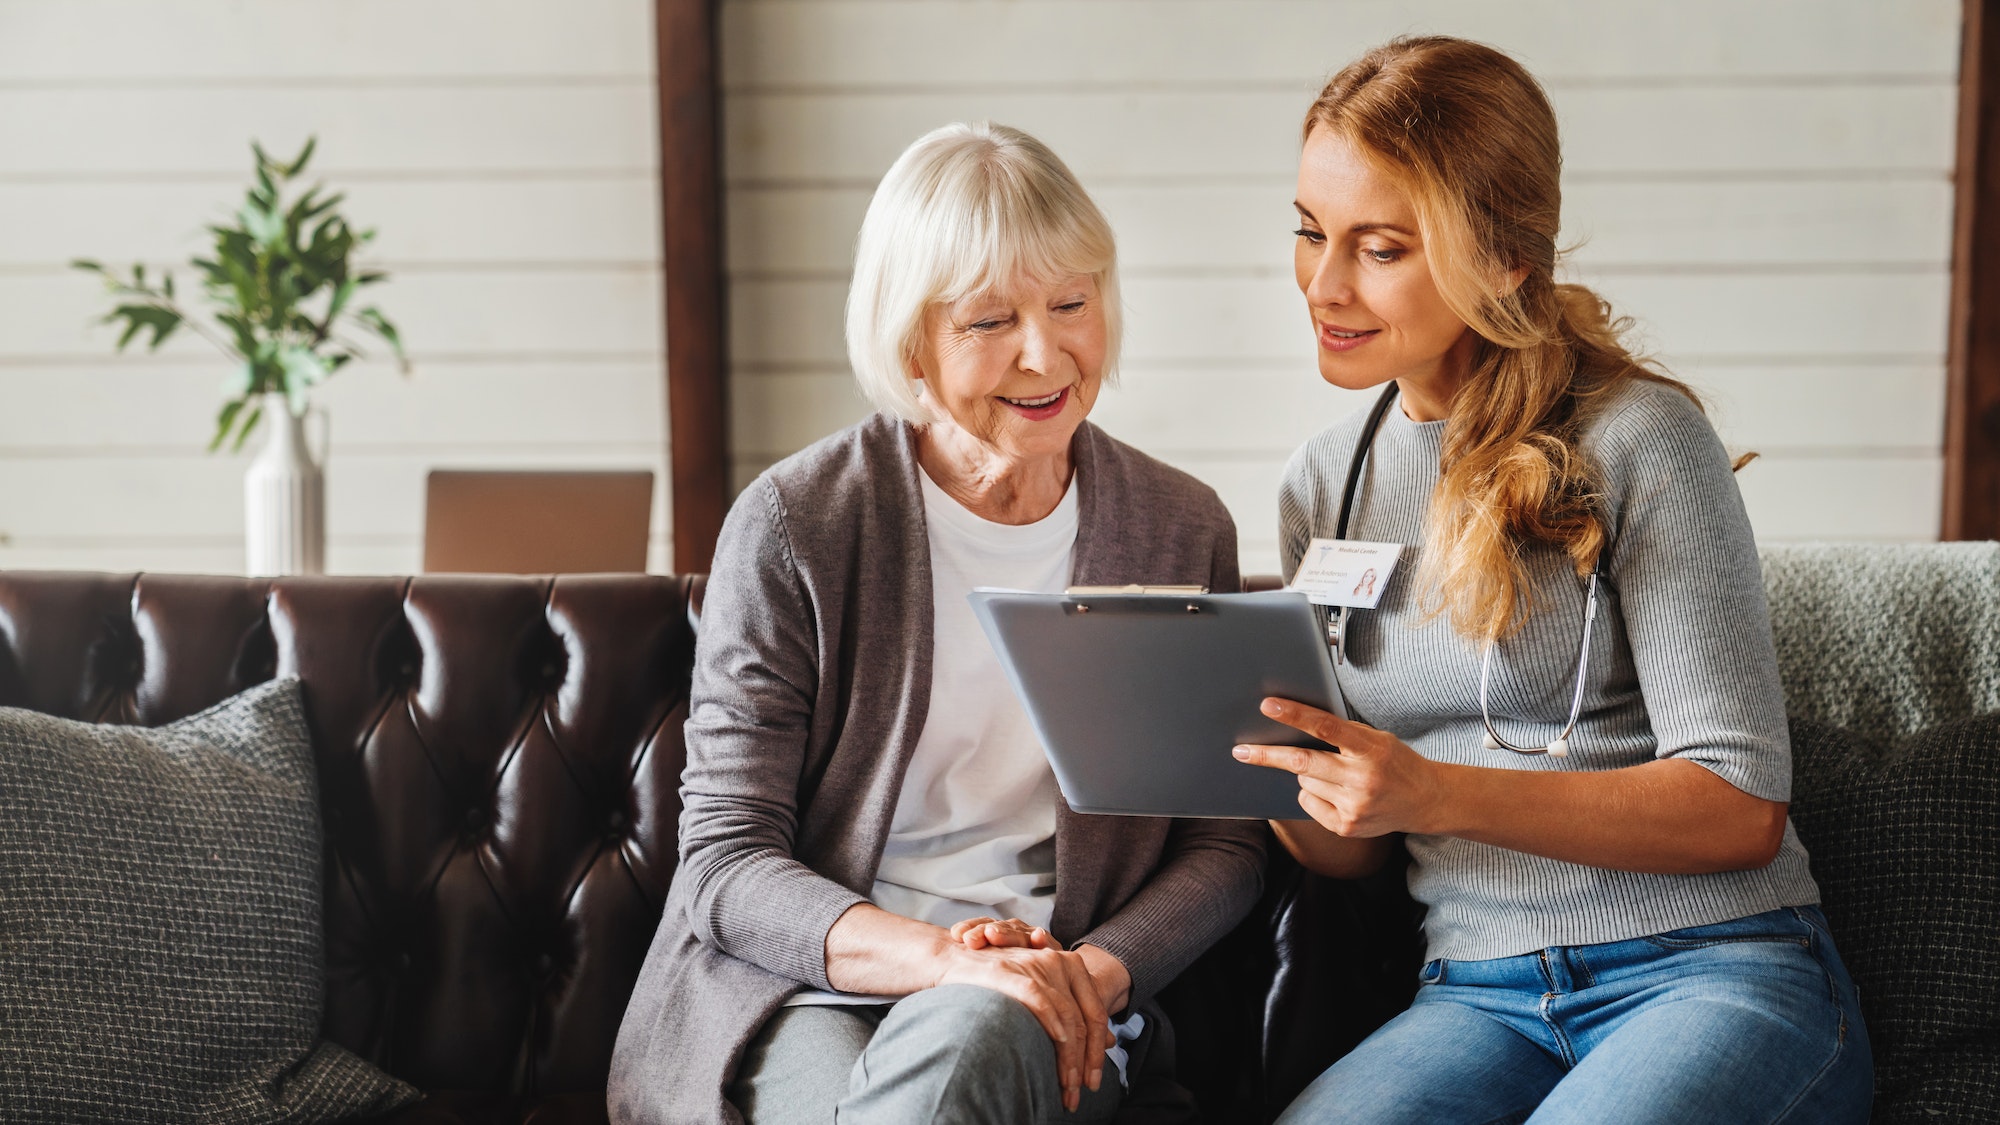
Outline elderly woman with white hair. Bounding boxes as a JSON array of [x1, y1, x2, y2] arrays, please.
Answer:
[[608, 122, 1266, 1124]]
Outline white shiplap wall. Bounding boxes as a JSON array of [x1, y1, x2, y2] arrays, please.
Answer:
[[720, 0, 1962, 576], [0, 0, 668, 573]]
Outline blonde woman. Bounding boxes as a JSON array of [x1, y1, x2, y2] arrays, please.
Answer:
[[609, 122, 1263, 1125], [1232, 38, 1872, 1123]]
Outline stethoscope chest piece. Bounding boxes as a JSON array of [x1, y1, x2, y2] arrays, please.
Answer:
[[1483, 729, 1569, 758]]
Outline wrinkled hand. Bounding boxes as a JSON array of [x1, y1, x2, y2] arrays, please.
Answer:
[[1233, 697, 1449, 837], [934, 942, 1113, 1113], [948, 920, 1130, 1016], [950, 916, 1062, 952]]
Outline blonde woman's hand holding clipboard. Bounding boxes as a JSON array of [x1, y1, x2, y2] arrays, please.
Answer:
[[1237, 696, 1791, 878], [1232, 697, 1446, 878]]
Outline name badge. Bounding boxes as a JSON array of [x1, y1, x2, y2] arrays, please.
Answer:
[[1289, 538, 1403, 609]]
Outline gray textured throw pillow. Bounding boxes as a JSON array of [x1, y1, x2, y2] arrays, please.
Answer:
[[0, 679, 418, 1124], [1789, 714, 2000, 1125]]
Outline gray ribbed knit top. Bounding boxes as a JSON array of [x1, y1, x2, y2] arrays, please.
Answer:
[[1279, 378, 1820, 962]]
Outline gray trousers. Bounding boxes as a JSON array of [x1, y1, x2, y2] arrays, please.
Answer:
[[729, 984, 1167, 1125]]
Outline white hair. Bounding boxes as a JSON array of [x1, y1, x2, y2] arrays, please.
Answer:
[[844, 121, 1122, 422]]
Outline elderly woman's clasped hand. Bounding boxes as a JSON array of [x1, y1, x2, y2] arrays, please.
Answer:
[[933, 917, 1129, 1112], [949, 915, 1058, 951]]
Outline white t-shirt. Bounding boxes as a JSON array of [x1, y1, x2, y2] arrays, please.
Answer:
[[870, 469, 1076, 928], [787, 469, 1076, 1007]]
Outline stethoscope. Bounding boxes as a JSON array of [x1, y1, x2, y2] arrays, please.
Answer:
[[1329, 383, 1604, 759]]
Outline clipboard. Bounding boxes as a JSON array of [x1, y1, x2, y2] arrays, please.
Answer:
[[968, 588, 1344, 820]]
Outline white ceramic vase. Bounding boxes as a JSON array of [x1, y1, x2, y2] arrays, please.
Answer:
[[243, 394, 325, 576]]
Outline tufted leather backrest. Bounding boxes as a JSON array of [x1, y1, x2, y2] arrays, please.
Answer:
[[0, 571, 698, 1097]]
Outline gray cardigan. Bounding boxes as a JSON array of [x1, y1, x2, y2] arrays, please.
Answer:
[[609, 414, 1268, 1125]]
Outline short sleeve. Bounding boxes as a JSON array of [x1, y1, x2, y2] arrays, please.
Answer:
[[1593, 384, 1793, 801]]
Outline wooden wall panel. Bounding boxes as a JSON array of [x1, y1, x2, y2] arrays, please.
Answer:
[[0, 364, 668, 450], [721, 1, 1956, 87], [724, 87, 1954, 185], [657, 0, 731, 573], [0, 448, 669, 547], [726, 180, 1955, 275], [727, 274, 1945, 369], [0, 273, 665, 360], [0, 1, 652, 79], [0, 180, 663, 269], [1946, 0, 2000, 539], [0, 88, 656, 177]]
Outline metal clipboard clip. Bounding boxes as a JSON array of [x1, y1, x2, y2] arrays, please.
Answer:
[[1062, 584, 1211, 616]]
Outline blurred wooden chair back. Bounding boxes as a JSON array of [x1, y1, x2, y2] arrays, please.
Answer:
[[423, 470, 653, 574]]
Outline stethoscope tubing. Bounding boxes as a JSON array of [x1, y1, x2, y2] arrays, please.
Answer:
[[1477, 571, 1598, 758]]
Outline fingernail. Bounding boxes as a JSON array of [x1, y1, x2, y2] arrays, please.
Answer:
[[1231, 745, 1251, 760], [1089, 1067, 1102, 1090], [1067, 1068, 1079, 1090], [1261, 699, 1282, 715]]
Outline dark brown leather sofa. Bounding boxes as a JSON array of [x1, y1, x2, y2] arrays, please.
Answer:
[[0, 570, 1415, 1124]]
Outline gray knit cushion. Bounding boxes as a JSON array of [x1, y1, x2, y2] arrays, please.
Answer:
[[0, 679, 418, 1123], [1789, 714, 2000, 1124], [1762, 543, 2000, 741]]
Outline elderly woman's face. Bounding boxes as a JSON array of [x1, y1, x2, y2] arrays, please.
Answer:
[[915, 272, 1106, 460]]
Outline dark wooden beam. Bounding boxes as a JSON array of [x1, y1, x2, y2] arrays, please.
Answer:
[[1946, 0, 2000, 539], [655, 0, 729, 572]]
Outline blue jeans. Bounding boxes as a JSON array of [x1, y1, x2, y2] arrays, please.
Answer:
[[1276, 906, 1871, 1125]]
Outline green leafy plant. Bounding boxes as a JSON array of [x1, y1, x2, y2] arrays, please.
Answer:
[[74, 138, 407, 451]]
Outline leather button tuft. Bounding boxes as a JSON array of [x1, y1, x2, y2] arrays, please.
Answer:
[[396, 952, 413, 973], [534, 953, 555, 977], [606, 810, 628, 834], [536, 647, 568, 691], [463, 807, 486, 832]]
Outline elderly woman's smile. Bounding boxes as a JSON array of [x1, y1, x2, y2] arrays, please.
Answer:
[[1000, 387, 1067, 413]]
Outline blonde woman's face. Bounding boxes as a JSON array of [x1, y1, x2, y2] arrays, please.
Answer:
[[914, 272, 1106, 461], [1293, 128, 1476, 414]]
